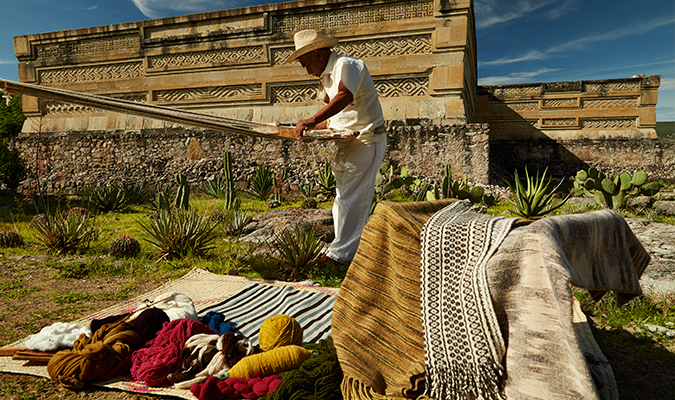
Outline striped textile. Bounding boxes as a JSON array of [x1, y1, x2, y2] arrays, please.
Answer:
[[334, 201, 648, 400], [197, 283, 336, 346]]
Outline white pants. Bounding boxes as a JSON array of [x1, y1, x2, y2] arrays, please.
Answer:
[[326, 137, 386, 262]]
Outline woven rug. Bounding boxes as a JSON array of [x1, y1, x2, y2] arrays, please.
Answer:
[[0, 268, 338, 399], [419, 201, 515, 400]]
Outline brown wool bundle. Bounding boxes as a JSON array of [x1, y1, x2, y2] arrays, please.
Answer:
[[258, 314, 303, 352]]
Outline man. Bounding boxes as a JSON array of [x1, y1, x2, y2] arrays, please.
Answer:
[[286, 29, 386, 265]]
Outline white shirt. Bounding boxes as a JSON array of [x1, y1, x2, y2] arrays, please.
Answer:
[[320, 52, 385, 146]]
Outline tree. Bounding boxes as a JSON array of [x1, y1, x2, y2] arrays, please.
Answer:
[[0, 92, 27, 191], [0, 92, 26, 139]]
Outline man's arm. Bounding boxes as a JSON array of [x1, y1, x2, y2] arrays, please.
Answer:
[[295, 81, 353, 140]]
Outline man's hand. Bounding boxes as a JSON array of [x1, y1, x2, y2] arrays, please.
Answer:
[[295, 119, 316, 140]]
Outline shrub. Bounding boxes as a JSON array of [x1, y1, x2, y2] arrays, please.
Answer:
[[0, 139, 27, 191], [107, 235, 142, 258], [32, 210, 97, 255], [0, 230, 24, 248], [138, 209, 219, 260], [0, 92, 26, 139], [273, 223, 326, 280]]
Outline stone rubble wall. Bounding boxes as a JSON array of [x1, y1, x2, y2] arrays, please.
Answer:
[[12, 121, 488, 192]]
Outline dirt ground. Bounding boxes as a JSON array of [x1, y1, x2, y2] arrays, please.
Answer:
[[1, 255, 675, 399]]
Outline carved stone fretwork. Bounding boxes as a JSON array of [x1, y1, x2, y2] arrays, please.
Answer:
[[272, 0, 433, 33], [542, 118, 576, 127], [374, 76, 428, 97], [271, 85, 318, 103], [271, 34, 432, 65], [148, 46, 265, 70], [272, 75, 429, 103], [36, 35, 140, 60], [490, 120, 539, 130], [155, 84, 263, 102], [491, 85, 541, 100], [544, 81, 582, 92], [582, 98, 638, 109], [584, 81, 641, 93], [502, 102, 539, 111], [542, 98, 577, 108], [40, 62, 143, 84], [580, 118, 636, 129], [44, 93, 147, 115]]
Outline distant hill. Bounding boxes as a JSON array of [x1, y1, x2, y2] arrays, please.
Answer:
[[656, 122, 675, 140]]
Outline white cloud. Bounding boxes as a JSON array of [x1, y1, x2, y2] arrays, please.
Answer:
[[475, 0, 571, 29], [478, 68, 561, 85], [0, 60, 17, 65], [130, 0, 254, 19], [660, 78, 675, 91], [482, 15, 675, 66]]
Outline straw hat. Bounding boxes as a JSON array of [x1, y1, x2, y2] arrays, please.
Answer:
[[285, 29, 338, 64]]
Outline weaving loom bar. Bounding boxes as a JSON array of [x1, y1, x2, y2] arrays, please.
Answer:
[[0, 78, 351, 141]]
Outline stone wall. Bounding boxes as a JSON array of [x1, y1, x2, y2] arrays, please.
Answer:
[[13, 122, 489, 192]]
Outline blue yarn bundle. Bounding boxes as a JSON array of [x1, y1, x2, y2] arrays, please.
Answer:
[[201, 311, 240, 334]]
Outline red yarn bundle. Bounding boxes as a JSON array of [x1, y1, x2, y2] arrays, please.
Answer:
[[130, 319, 214, 387], [190, 375, 282, 400]]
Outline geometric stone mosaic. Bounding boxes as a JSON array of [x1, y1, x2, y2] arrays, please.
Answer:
[[155, 85, 263, 102], [36, 35, 140, 60], [541, 118, 577, 127], [39, 62, 144, 84], [148, 46, 265, 69], [542, 98, 577, 108], [271, 34, 432, 65], [272, 0, 433, 34], [492, 85, 541, 100], [584, 81, 641, 93], [503, 102, 539, 111], [44, 93, 147, 115], [582, 98, 638, 109], [271, 75, 429, 103], [580, 118, 637, 129]]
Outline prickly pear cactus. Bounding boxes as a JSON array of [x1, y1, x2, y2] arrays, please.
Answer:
[[107, 235, 141, 258], [0, 231, 24, 248], [571, 167, 662, 209]]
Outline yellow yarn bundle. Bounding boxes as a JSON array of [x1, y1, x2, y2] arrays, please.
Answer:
[[227, 345, 311, 379], [258, 314, 303, 352]]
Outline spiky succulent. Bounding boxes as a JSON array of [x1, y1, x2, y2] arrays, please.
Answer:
[[0, 230, 24, 248], [107, 235, 141, 258]]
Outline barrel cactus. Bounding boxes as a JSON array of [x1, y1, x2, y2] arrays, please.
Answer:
[[107, 235, 141, 258], [0, 230, 24, 248]]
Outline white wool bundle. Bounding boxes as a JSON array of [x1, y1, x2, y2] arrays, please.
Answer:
[[25, 322, 91, 352], [131, 292, 197, 321]]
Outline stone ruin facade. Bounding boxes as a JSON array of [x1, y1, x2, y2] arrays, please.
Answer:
[[11, 0, 488, 190], [8, 0, 668, 190]]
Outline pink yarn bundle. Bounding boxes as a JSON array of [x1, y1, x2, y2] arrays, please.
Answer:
[[190, 375, 282, 400], [130, 319, 214, 387]]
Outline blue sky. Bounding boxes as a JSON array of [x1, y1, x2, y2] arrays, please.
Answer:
[[0, 0, 673, 120]]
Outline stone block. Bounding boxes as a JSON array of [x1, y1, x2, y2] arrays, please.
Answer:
[[653, 201, 675, 216]]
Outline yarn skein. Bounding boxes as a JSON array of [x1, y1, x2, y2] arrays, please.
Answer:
[[258, 314, 303, 352], [227, 345, 311, 380]]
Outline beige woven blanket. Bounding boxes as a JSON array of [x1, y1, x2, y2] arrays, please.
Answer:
[[333, 202, 649, 400]]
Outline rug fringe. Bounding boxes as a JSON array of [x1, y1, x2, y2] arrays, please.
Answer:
[[425, 363, 505, 400], [341, 376, 411, 400]]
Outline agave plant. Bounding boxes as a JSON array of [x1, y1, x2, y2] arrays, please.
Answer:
[[138, 209, 219, 260], [317, 161, 336, 194], [222, 209, 253, 236], [506, 168, 570, 219], [273, 223, 326, 279], [0, 230, 24, 248], [87, 186, 127, 213], [249, 165, 275, 200], [122, 182, 153, 206], [202, 177, 227, 198], [32, 210, 97, 255]]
